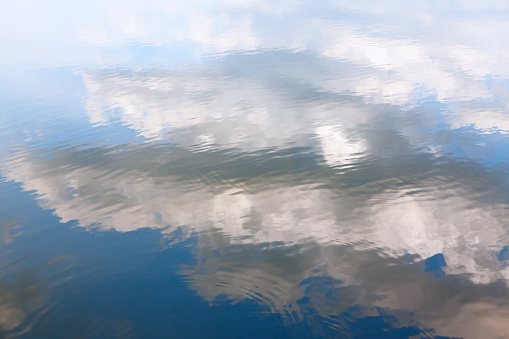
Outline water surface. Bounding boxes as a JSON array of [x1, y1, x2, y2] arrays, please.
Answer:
[[2, 1, 509, 338]]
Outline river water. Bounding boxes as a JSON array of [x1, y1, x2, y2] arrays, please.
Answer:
[[1, 1, 509, 338]]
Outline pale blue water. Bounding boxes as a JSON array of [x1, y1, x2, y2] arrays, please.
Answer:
[[1, 1, 509, 338]]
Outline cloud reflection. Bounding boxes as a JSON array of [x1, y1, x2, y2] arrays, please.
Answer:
[[4, 44, 509, 338], [5, 133, 509, 284], [3, 0, 509, 337], [4, 0, 509, 129], [71, 0, 509, 131]]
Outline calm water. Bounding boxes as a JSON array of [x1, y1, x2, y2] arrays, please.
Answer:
[[1, 1, 509, 338]]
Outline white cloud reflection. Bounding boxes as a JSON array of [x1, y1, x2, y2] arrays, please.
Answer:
[[4, 126, 509, 338], [3, 0, 509, 122], [3, 0, 509, 337], [77, 0, 509, 127], [5, 147, 509, 284], [14, 57, 504, 291]]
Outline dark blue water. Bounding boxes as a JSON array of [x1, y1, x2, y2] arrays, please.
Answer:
[[2, 1, 509, 338]]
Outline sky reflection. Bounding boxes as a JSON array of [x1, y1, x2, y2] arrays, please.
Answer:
[[1, 0, 509, 338]]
